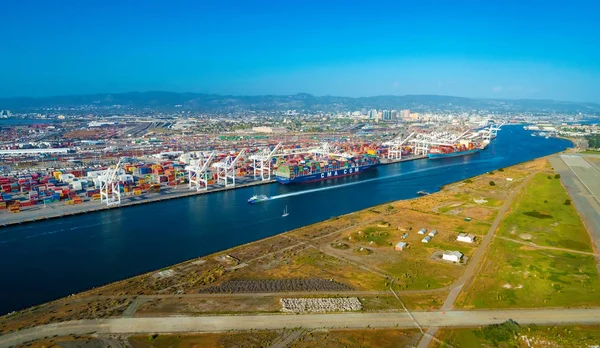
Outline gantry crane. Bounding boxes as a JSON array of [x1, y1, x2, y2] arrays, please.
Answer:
[[249, 143, 282, 181], [99, 158, 122, 207], [311, 142, 353, 159], [186, 151, 215, 191], [384, 132, 415, 160], [212, 149, 246, 187]]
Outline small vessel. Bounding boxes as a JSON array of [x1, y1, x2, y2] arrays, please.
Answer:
[[282, 205, 289, 217], [248, 194, 269, 204], [417, 190, 430, 196]]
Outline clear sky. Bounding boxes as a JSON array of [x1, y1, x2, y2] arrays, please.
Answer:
[[1, 0, 599, 102]]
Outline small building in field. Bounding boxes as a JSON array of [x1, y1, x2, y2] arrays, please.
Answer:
[[421, 236, 431, 243], [442, 250, 463, 263], [457, 233, 475, 243], [428, 230, 438, 237], [418, 228, 427, 235], [395, 242, 408, 251], [401, 233, 409, 239]]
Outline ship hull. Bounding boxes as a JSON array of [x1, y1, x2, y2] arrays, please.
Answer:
[[276, 164, 377, 184], [428, 148, 481, 159]]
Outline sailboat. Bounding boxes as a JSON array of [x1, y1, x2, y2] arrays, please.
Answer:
[[282, 205, 289, 217]]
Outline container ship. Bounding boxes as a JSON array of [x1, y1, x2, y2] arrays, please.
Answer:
[[275, 154, 379, 184], [428, 141, 482, 159]]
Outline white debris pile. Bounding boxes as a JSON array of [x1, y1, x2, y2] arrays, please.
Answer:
[[280, 297, 362, 313]]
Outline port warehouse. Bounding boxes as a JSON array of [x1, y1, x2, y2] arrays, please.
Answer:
[[0, 126, 498, 213]]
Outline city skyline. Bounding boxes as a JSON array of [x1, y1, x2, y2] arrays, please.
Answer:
[[1, 0, 599, 102]]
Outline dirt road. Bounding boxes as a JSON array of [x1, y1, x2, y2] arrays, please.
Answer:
[[3, 309, 600, 348]]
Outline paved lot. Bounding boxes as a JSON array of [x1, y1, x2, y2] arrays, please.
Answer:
[[3, 309, 600, 347], [551, 155, 600, 253]]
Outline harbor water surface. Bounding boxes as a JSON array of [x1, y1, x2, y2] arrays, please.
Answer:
[[0, 125, 571, 314]]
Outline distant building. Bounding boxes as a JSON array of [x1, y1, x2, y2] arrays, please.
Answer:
[[428, 230, 438, 237], [442, 250, 463, 263], [395, 242, 408, 251], [252, 127, 287, 133], [391, 110, 398, 119], [457, 233, 475, 243], [421, 236, 431, 243], [418, 228, 427, 235], [410, 112, 420, 121], [368, 109, 378, 119], [402, 109, 411, 120], [382, 110, 391, 120]]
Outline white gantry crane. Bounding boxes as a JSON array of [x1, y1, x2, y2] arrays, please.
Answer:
[[212, 149, 246, 187], [186, 151, 215, 191], [249, 143, 282, 181], [311, 142, 353, 159], [481, 123, 504, 143], [99, 158, 122, 207], [384, 132, 415, 160]]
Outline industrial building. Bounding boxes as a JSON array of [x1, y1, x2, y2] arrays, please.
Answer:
[[457, 233, 475, 243], [442, 250, 463, 263]]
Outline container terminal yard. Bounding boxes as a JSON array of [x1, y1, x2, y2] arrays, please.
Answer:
[[0, 121, 504, 226]]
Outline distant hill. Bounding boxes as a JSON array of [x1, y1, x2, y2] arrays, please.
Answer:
[[1, 91, 599, 114]]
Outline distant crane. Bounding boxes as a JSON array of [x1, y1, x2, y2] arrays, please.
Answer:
[[250, 143, 282, 181], [212, 149, 246, 187], [186, 151, 215, 191], [99, 158, 122, 207], [384, 132, 415, 160], [311, 142, 353, 159]]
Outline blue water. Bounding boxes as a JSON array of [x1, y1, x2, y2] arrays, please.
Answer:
[[0, 125, 571, 314]]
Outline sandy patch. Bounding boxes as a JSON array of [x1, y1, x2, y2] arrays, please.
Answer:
[[519, 233, 532, 240]]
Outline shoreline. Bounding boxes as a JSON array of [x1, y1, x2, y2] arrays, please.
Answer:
[[0, 155, 426, 228]]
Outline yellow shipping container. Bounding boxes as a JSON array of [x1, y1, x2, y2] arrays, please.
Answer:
[[367, 149, 376, 155], [92, 193, 101, 200], [133, 189, 142, 195], [53, 171, 62, 180]]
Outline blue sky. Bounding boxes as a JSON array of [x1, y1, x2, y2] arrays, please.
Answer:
[[1, 0, 599, 102]]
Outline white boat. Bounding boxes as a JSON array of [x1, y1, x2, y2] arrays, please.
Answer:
[[282, 205, 289, 217]]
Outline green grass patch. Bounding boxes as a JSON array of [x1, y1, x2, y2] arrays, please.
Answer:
[[351, 226, 393, 246], [457, 239, 600, 309], [498, 172, 593, 252], [437, 324, 600, 348]]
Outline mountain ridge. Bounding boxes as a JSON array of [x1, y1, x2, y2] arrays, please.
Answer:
[[1, 91, 599, 113]]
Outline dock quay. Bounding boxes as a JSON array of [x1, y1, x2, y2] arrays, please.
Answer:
[[0, 155, 426, 228], [0, 178, 275, 228]]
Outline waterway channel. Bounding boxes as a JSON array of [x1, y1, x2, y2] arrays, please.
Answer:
[[0, 125, 571, 314]]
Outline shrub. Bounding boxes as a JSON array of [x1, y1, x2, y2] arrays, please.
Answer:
[[554, 174, 561, 179], [464, 179, 473, 184], [489, 181, 496, 186], [564, 199, 571, 205], [498, 168, 504, 172], [481, 319, 521, 345], [547, 175, 552, 179], [489, 171, 495, 175]]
